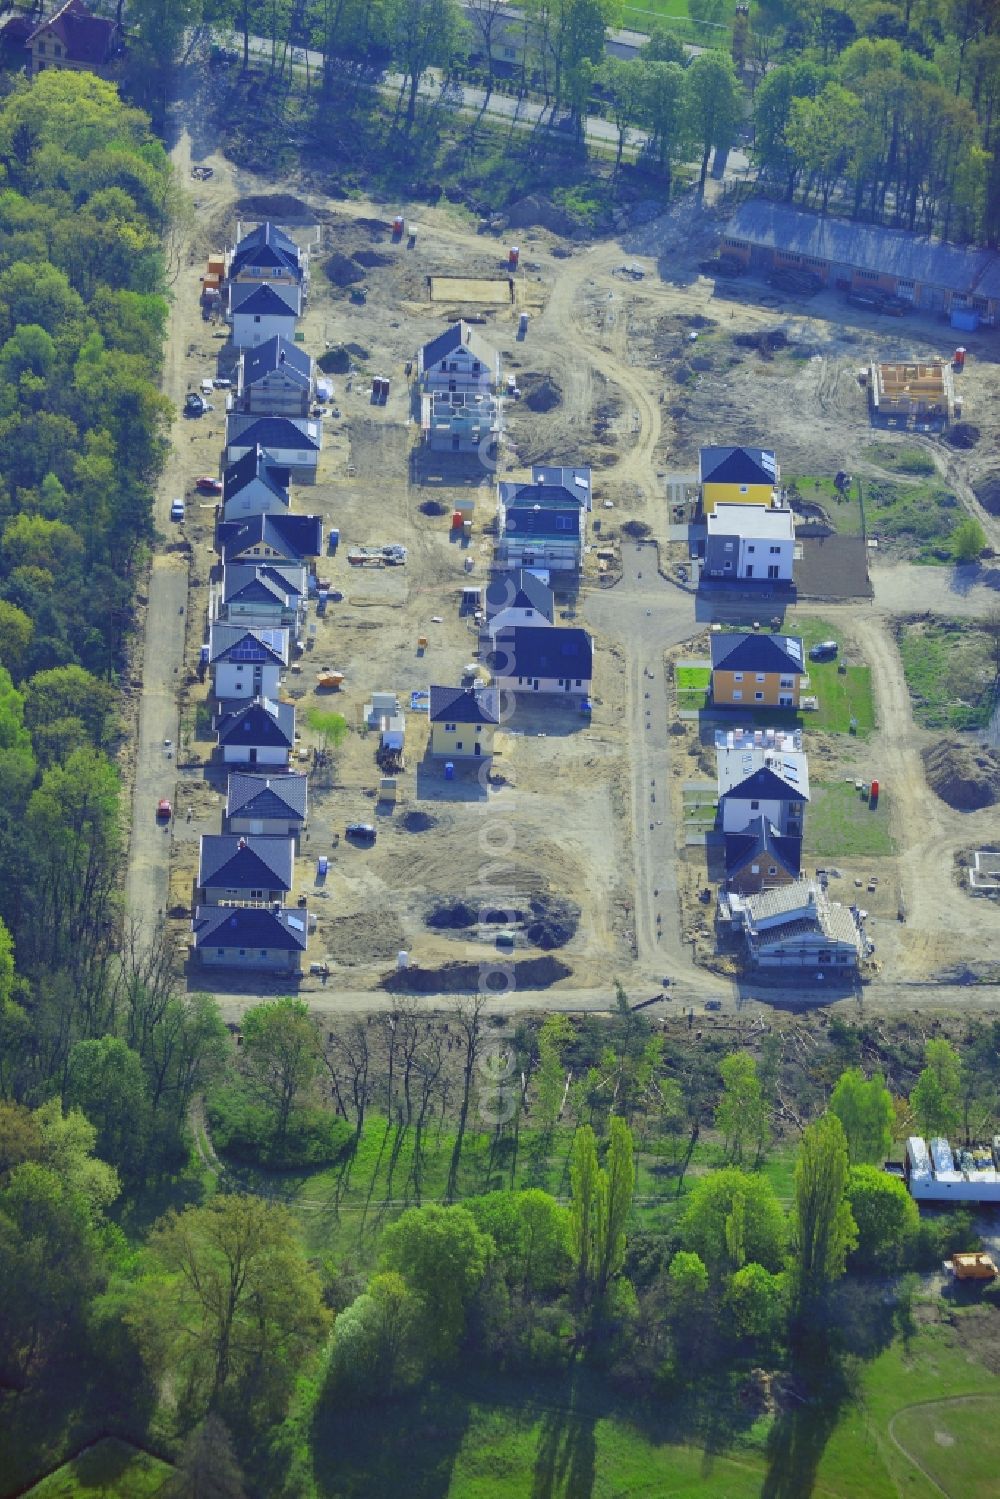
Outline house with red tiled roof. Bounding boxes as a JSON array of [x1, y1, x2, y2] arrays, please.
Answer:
[[27, 0, 123, 80]]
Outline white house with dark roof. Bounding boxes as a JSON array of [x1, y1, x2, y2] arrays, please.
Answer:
[[418, 321, 500, 394], [218, 512, 323, 563], [218, 562, 306, 630], [226, 771, 308, 837], [192, 904, 308, 973], [222, 445, 290, 521], [484, 569, 555, 637], [487, 625, 592, 697], [497, 471, 588, 572], [717, 741, 809, 839], [227, 222, 304, 288], [225, 415, 321, 482], [237, 335, 314, 416], [198, 833, 294, 905], [229, 279, 301, 348], [216, 696, 295, 767], [208, 624, 289, 703]]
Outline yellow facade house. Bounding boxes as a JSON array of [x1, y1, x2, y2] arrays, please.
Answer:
[[428, 684, 500, 760], [710, 633, 805, 709], [700, 446, 779, 516]]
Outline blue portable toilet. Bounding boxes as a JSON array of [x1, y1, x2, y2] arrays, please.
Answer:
[[444, 761, 455, 781], [317, 855, 328, 877], [950, 307, 979, 333], [580, 698, 593, 715], [328, 527, 340, 555]]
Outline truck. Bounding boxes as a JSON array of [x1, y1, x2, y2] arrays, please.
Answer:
[[347, 544, 407, 568], [947, 1252, 998, 1282]]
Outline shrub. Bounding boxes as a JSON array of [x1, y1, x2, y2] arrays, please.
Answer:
[[207, 1085, 351, 1169]]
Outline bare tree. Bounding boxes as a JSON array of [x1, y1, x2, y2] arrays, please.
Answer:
[[445, 994, 487, 1202]]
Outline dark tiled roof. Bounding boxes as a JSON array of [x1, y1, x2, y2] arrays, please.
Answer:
[[29, 0, 119, 63], [724, 765, 809, 804], [531, 464, 592, 508], [226, 771, 308, 821], [484, 569, 554, 622], [208, 623, 288, 665], [222, 569, 291, 609], [230, 281, 300, 317], [421, 320, 496, 369], [199, 833, 293, 891], [711, 632, 804, 675], [725, 815, 801, 878], [700, 446, 778, 486], [228, 416, 320, 453], [488, 626, 592, 682], [242, 335, 312, 387], [726, 200, 1000, 299], [223, 444, 290, 504], [218, 512, 323, 560], [217, 696, 295, 748], [501, 500, 584, 540], [429, 684, 500, 725], [192, 904, 308, 951], [230, 222, 301, 277]]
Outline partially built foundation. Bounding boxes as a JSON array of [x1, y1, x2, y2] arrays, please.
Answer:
[[868, 359, 954, 430]]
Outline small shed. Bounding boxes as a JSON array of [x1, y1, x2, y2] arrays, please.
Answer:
[[380, 714, 405, 752], [366, 691, 399, 726]]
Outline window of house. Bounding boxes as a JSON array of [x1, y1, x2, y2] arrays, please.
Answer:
[[818, 951, 831, 964], [768, 866, 776, 875], [254, 315, 261, 323], [755, 691, 764, 701], [751, 863, 760, 874], [239, 948, 246, 957], [769, 545, 780, 554], [724, 561, 733, 570], [260, 950, 267, 957], [750, 800, 759, 810], [575, 678, 582, 687], [755, 673, 765, 682], [733, 671, 743, 682], [724, 541, 734, 550], [54, 44, 61, 56], [445, 722, 456, 732], [217, 948, 225, 956], [37, 41, 45, 53], [36, 60, 45, 69], [747, 544, 755, 553], [504, 45, 516, 58], [455, 741, 463, 751], [739, 484, 748, 493], [857, 269, 880, 281], [224, 888, 237, 896], [250, 889, 263, 899], [780, 676, 793, 688]]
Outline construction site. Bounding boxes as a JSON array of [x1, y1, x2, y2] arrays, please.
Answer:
[[867, 358, 955, 430], [133, 134, 1000, 1015]]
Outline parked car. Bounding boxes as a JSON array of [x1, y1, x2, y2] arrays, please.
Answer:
[[880, 294, 909, 316], [170, 498, 185, 521], [846, 290, 883, 312], [346, 822, 377, 843], [156, 798, 172, 820], [195, 476, 223, 494], [809, 640, 839, 661], [705, 999, 723, 1012], [184, 392, 205, 416]]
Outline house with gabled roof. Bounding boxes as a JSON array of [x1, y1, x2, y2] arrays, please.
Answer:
[[191, 904, 308, 973], [237, 335, 314, 416], [721, 879, 861, 973], [484, 569, 554, 638], [216, 696, 295, 767], [428, 684, 500, 760], [217, 511, 323, 563], [486, 625, 592, 698], [209, 624, 289, 703], [229, 280, 301, 349], [219, 562, 306, 631], [222, 445, 290, 520], [198, 834, 294, 906], [717, 742, 809, 839], [226, 771, 308, 837], [225, 415, 321, 482], [418, 321, 500, 394], [724, 813, 801, 896], [227, 222, 303, 287], [700, 446, 779, 515], [531, 464, 593, 512], [711, 632, 805, 709], [497, 473, 588, 572], [27, 0, 123, 79]]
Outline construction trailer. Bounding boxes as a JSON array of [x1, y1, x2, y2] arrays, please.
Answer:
[[868, 360, 954, 430], [905, 1136, 1000, 1202]]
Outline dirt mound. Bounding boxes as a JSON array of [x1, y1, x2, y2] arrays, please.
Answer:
[[525, 894, 581, 950], [237, 194, 310, 219], [506, 195, 575, 237], [325, 251, 366, 287], [419, 499, 447, 517], [383, 956, 572, 994], [923, 737, 1000, 810], [521, 373, 562, 413], [974, 472, 1000, 517], [318, 346, 351, 374], [400, 810, 437, 833], [946, 423, 980, 449], [353, 248, 392, 269], [426, 901, 477, 930]]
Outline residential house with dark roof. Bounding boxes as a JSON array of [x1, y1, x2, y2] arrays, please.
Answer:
[[720, 879, 861, 972], [227, 222, 304, 288], [717, 743, 809, 839], [208, 624, 289, 704], [237, 335, 314, 416], [700, 446, 779, 516], [704, 505, 795, 583], [531, 464, 593, 512], [226, 771, 308, 837], [428, 684, 500, 760], [418, 321, 500, 394], [222, 445, 290, 521], [218, 511, 323, 563], [27, 0, 123, 79], [487, 625, 592, 697], [216, 695, 295, 767], [497, 474, 587, 572], [484, 569, 555, 638], [225, 415, 321, 482], [191, 904, 308, 973], [720, 201, 1000, 324], [229, 280, 301, 349], [218, 562, 306, 631], [710, 633, 804, 709], [724, 814, 801, 896], [197, 834, 294, 905]]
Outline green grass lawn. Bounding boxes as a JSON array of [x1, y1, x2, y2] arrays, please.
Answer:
[[787, 475, 863, 535], [862, 441, 936, 477], [794, 617, 876, 736], [890, 1395, 1000, 1498], [23, 1439, 173, 1498], [676, 664, 710, 712], [897, 619, 999, 731], [863, 477, 963, 562], [804, 781, 895, 859]]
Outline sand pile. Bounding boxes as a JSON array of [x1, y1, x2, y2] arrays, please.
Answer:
[[923, 737, 1000, 810]]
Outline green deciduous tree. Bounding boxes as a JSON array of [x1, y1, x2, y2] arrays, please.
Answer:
[[725, 1262, 786, 1343], [596, 1115, 635, 1297], [953, 516, 986, 562], [240, 997, 320, 1150], [680, 1167, 787, 1279], [846, 1164, 919, 1270], [684, 50, 743, 192], [66, 1035, 149, 1181], [327, 1271, 424, 1399], [793, 1113, 857, 1309], [911, 1038, 963, 1137], [715, 1051, 770, 1165], [829, 1067, 894, 1165], [379, 1203, 492, 1363]]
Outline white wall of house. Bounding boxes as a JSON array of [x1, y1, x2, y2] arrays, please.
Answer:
[[231, 310, 298, 349], [213, 658, 283, 702], [722, 796, 795, 835], [228, 812, 303, 837], [505, 672, 590, 696], [197, 946, 301, 972], [735, 536, 794, 581], [221, 744, 289, 766], [488, 604, 553, 636], [499, 536, 581, 571], [225, 443, 318, 482]]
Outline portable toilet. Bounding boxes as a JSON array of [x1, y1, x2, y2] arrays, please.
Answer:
[[508, 246, 520, 271], [392, 214, 404, 237], [328, 527, 340, 555], [451, 510, 464, 530], [953, 346, 967, 371], [444, 761, 455, 781], [518, 312, 529, 338], [317, 855, 329, 877], [397, 950, 409, 968]]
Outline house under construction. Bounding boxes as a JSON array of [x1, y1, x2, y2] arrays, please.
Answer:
[[868, 359, 954, 431]]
